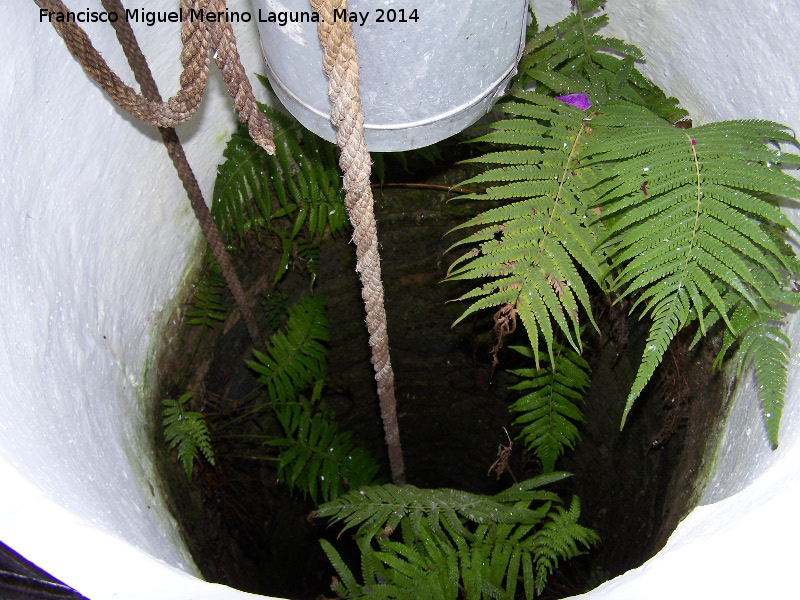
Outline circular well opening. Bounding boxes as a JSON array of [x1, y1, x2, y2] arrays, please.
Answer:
[[154, 148, 728, 599]]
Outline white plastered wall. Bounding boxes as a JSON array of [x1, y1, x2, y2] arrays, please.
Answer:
[[0, 1, 798, 599], [1, 1, 268, 598]]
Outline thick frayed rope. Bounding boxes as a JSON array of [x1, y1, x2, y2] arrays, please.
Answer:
[[311, 0, 405, 484], [34, 0, 274, 155]]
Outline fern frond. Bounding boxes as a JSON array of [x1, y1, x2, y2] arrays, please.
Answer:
[[532, 496, 599, 595], [319, 484, 598, 600], [185, 261, 227, 328], [516, 0, 685, 120], [246, 295, 329, 404], [321, 527, 460, 600], [262, 291, 289, 330], [211, 122, 273, 245], [211, 102, 346, 283], [738, 321, 792, 449], [162, 392, 215, 481], [269, 121, 347, 240], [269, 399, 379, 502], [449, 0, 691, 363], [314, 473, 569, 543], [320, 539, 363, 598], [378, 534, 460, 600], [584, 102, 800, 428], [447, 94, 604, 361], [507, 340, 591, 473], [700, 274, 800, 448]]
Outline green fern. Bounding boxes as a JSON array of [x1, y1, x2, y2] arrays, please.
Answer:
[[693, 271, 800, 448], [518, 0, 686, 121], [269, 398, 379, 502], [582, 102, 800, 428], [321, 531, 463, 600], [316, 477, 598, 600], [455, 2, 800, 439], [211, 99, 346, 282], [246, 295, 329, 404], [185, 260, 227, 327], [314, 473, 568, 543], [446, 0, 692, 369], [162, 392, 215, 481], [262, 291, 290, 330], [531, 496, 599, 594], [295, 239, 321, 278], [446, 92, 604, 363], [733, 320, 792, 449], [507, 340, 591, 473]]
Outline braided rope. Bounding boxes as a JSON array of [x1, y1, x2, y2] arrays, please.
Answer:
[[97, 0, 261, 344], [311, 0, 405, 484], [33, 0, 274, 155], [38, 0, 403, 480]]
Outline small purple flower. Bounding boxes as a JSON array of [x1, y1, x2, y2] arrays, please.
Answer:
[[555, 93, 592, 111]]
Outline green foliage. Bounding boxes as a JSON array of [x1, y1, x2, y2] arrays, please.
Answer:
[[446, 92, 604, 363], [211, 97, 346, 282], [531, 496, 598, 592], [585, 103, 800, 428], [249, 295, 380, 502], [733, 321, 792, 450], [695, 275, 800, 448], [451, 1, 800, 442], [295, 239, 321, 279], [315, 473, 567, 540], [185, 260, 227, 327], [269, 397, 380, 503], [518, 0, 686, 122], [507, 340, 591, 473], [162, 392, 215, 481], [247, 295, 329, 404], [262, 291, 289, 330], [446, 0, 689, 366], [316, 475, 598, 600]]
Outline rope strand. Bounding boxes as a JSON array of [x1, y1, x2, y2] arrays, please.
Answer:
[[97, 0, 262, 344], [33, 0, 273, 155], [311, 0, 405, 484]]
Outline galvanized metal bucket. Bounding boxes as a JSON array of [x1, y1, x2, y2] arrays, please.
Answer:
[[255, 0, 529, 151]]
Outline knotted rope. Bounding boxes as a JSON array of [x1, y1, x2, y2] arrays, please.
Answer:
[[33, 0, 274, 155], [38, 0, 404, 481], [311, 0, 405, 484], [38, 0, 263, 342]]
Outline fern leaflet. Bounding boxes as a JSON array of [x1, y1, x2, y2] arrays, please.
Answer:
[[162, 392, 215, 481], [212, 97, 346, 282], [313, 473, 569, 543], [694, 271, 800, 448], [317, 480, 598, 600], [246, 295, 329, 404], [532, 496, 599, 595], [737, 321, 792, 449], [262, 291, 289, 330], [269, 399, 379, 503], [517, 0, 686, 121], [583, 102, 800, 428], [185, 260, 227, 327], [321, 532, 462, 600], [447, 93, 604, 363], [507, 339, 591, 473]]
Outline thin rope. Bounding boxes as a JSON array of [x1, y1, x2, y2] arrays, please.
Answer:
[[97, 0, 261, 344], [311, 0, 405, 484], [33, 0, 273, 155], [38, 0, 265, 343]]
